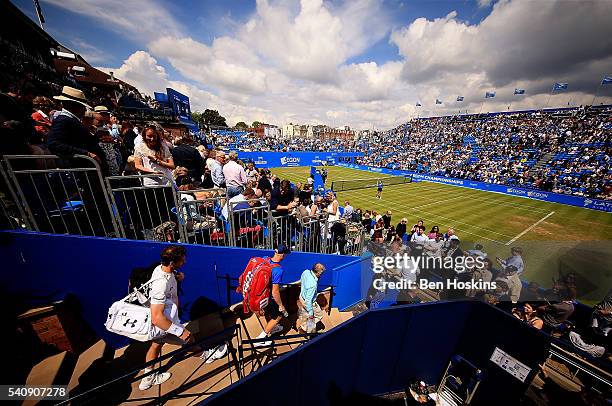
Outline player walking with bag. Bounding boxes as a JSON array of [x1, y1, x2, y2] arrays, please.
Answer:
[[237, 244, 291, 347]]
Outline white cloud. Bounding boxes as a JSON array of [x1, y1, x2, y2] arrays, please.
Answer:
[[390, 0, 612, 116], [237, 0, 391, 83], [89, 0, 612, 130], [41, 0, 182, 40], [148, 36, 268, 95]]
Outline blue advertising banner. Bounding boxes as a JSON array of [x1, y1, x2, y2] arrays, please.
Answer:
[[236, 151, 363, 167], [337, 163, 612, 213], [166, 87, 192, 121]]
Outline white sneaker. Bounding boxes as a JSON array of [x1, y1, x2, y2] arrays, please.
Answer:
[[213, 343, 228, 360], [253, 338, 272, 348], [138, 371, 172, 390], [202, 343, 228, 363], [253, 331, 271, 348], [200, 348, 216, 363], [269, 324, 283, 335]]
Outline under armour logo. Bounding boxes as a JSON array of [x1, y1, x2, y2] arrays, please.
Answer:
[[123, 318, 138, 328]]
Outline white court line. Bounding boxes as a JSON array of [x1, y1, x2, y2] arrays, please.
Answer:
[[410, 207, 515, 239], [339, 191, 509, 244], [412, 182, 552, 213], [505, 211, 555, 246], [410, 195, 469, 210], [339, 186, 514, 238]]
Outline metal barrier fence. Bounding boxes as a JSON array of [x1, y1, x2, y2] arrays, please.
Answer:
[[228, 198, 273, 249], [177, 187, 229, 246], [0, 154, 367, 255], [1, 155, 119, 237], [105, 174, 186, 242]]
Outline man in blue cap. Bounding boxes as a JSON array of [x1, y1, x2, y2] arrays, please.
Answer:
[[254, 243, 291, 347]]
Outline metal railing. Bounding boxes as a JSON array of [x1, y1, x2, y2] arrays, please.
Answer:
[[227, 198, 272, 249], [105, 173, 186, 242], [177, 187, 229, 246], [58, 324, 242, 405], [0, 154, 367, 256], [1, 155, 120, 237]]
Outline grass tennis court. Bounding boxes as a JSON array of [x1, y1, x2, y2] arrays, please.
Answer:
[[272, 166, 612, 303]]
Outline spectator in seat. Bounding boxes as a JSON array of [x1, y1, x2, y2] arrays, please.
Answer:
[[382, 210, 392, 229], [411, 225, 429, 244], [139, 245, 193, 391], [31, 96, 53, 144], [590, 291, 612, 339], [512, 303, 543, 330], [47, 86, 102, 163], [297, 263, 326, 333], [372, 217, 385, 243], [538, 290, 575, 330], [270, 179, 296, 216], [396, 218, 408, 239], [245, 162, 258, 187], [223, 151, 247, 198], [222, 187, 256, 219], [424, 233, 444, 258], [427, 225, 440, 240], [171, 136, 204, 183]]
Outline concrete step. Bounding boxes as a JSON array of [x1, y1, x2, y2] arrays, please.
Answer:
[[68, 339, 113, 393], [24, 351, 76, 406]]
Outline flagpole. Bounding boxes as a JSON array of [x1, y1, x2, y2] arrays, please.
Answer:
[[591, 82, 602, 107], [478, 101, 484, 114], [544, 89, 553, 110]]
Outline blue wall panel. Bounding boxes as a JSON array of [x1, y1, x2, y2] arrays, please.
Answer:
[[237, 151, 362, 168], [0, 231, 359, 347], [206, 301, 548, 406]]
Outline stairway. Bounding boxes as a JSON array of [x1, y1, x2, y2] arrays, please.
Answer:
[[528, 151, 555, 176], [18, 286, 355, 405]]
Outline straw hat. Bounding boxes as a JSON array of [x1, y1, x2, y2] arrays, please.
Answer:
[[94, 105, 110, 113], [53, 86, 91, 109]]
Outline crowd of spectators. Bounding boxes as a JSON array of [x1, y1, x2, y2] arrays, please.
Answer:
[[356, 108, 611, 200], [210, 107, 611, 200], [211, 132, 358, 153], [358, 206, 610, 362]]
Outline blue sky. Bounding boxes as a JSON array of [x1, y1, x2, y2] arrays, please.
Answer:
[[13, 0, 612, 128]]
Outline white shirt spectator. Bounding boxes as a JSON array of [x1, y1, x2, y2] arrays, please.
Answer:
[[343, 203, 354, 219], [411, 233, 429, 244], [222, 193, 247, 219]]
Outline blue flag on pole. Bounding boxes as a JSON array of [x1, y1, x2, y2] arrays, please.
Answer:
[[456, 96, 464, 101], [485, 91, 496, 98], [416, 102, 422, 106], [435, 99, 442, 104], [553, 82, 568, 91], [602, 76, 612, 85], [514, 88, 525, 95]]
